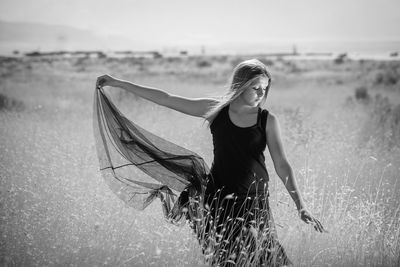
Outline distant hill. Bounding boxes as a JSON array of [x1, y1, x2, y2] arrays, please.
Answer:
[[0, 20, 140, 55]]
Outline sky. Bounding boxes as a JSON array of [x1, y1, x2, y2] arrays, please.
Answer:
[[0, 0, 399, 52]]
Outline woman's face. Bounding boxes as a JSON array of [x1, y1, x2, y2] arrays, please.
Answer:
[[240, 76, 269, 107]]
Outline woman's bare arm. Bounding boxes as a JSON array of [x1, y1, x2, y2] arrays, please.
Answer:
[[266, 113, 305, 210], [265, 113, 326, 232], [96, 74, 218, 118]]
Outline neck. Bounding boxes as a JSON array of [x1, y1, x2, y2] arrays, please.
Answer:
[[230, 97, 258, 114]]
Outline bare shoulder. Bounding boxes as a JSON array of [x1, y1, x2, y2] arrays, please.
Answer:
[[265, 111, 285, 154], [266, 111, 280, 132]]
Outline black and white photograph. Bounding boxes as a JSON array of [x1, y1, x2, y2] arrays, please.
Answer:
[[0, 0, 399, 266]]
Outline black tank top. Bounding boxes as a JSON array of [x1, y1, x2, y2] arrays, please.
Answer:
[[207, 104, 269, 198]]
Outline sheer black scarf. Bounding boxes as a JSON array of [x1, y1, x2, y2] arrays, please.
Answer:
[[93, 87, 209, 223]]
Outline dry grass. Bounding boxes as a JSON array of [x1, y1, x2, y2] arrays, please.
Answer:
[[0, 55, 399, 266]]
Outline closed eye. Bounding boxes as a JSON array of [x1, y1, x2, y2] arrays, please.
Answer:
[[253, 87, 267, 92]]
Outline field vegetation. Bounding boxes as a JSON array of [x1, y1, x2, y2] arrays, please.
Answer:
[[0, 54, 399, 266]]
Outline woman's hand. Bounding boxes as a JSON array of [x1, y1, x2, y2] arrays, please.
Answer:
[[299, 209, 327, 233], [96, 74, 119, 89]]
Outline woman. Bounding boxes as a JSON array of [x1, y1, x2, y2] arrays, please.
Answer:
[[96, 59, 325, 266]]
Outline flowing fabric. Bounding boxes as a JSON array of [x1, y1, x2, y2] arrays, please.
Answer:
[[93, 87, 209, 222]]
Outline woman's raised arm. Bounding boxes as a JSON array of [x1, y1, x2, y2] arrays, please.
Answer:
[[96, 74, 218, 118]]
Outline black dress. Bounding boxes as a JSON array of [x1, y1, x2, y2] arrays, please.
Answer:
[[202, 105, 291, 266]]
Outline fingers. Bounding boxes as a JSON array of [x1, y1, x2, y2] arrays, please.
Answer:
[[96, 78, 101, 89], [311, 218, 327, 233], [96, 75, 108, 89], [300, 211, 328, 233], [315, 219, 328, 233]]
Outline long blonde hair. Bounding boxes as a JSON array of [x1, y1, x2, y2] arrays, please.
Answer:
[[205, 59, 272, 124]]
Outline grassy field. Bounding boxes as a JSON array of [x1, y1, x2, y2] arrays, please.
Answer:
[[1, 54, 400, 266]]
